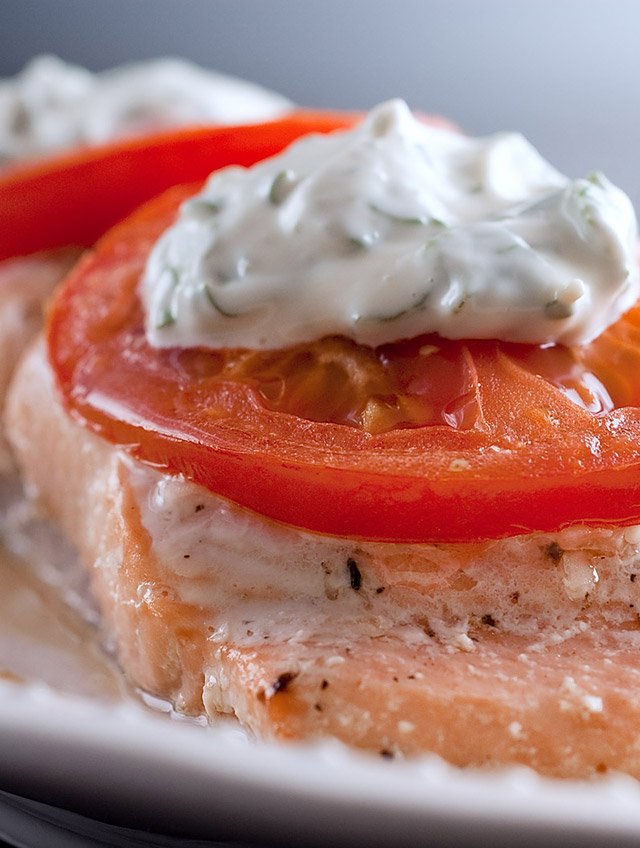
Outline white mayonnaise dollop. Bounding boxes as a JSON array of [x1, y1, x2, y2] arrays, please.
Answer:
[[142, 99, 638, 350], [0, 55, 292, 163]]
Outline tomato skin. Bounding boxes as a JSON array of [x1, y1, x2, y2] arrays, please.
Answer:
[[46, 167, 640, 543], [0, 111, 358, 261]]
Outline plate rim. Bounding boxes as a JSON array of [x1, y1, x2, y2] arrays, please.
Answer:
[[2, 680, 640, 846]]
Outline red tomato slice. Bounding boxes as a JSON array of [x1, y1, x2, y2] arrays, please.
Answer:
[[46, 137, 640, 544], [0, 111, 358, 261]]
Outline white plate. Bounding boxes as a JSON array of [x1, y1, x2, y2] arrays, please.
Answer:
[[3, 681, 640, 847], [3, 527, 640, 846]]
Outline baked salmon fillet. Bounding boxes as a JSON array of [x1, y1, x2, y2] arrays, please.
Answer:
[[0, 250, 80, 472], [8, 338, 640, 779], [8, 102, 640, 783]]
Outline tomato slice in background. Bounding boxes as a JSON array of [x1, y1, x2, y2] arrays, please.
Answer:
[[0, 111, 358, 261], [47, 169, 640, 543]]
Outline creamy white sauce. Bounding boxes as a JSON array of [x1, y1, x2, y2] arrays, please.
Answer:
[[143, 99, 638, 350], [0, 55, 292, 163], [126, 456, 640, 652]]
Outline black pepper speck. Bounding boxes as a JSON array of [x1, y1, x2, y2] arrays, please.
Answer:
[[545, 541, 564, 563], [347, 558, 362, 591], [272, 671, 298, 695]]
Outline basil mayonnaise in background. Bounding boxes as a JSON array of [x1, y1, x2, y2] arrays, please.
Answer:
[[142, 99, 638, 350]]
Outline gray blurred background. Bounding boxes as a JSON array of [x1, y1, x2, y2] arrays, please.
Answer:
[[1, 0, 639, 203]]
